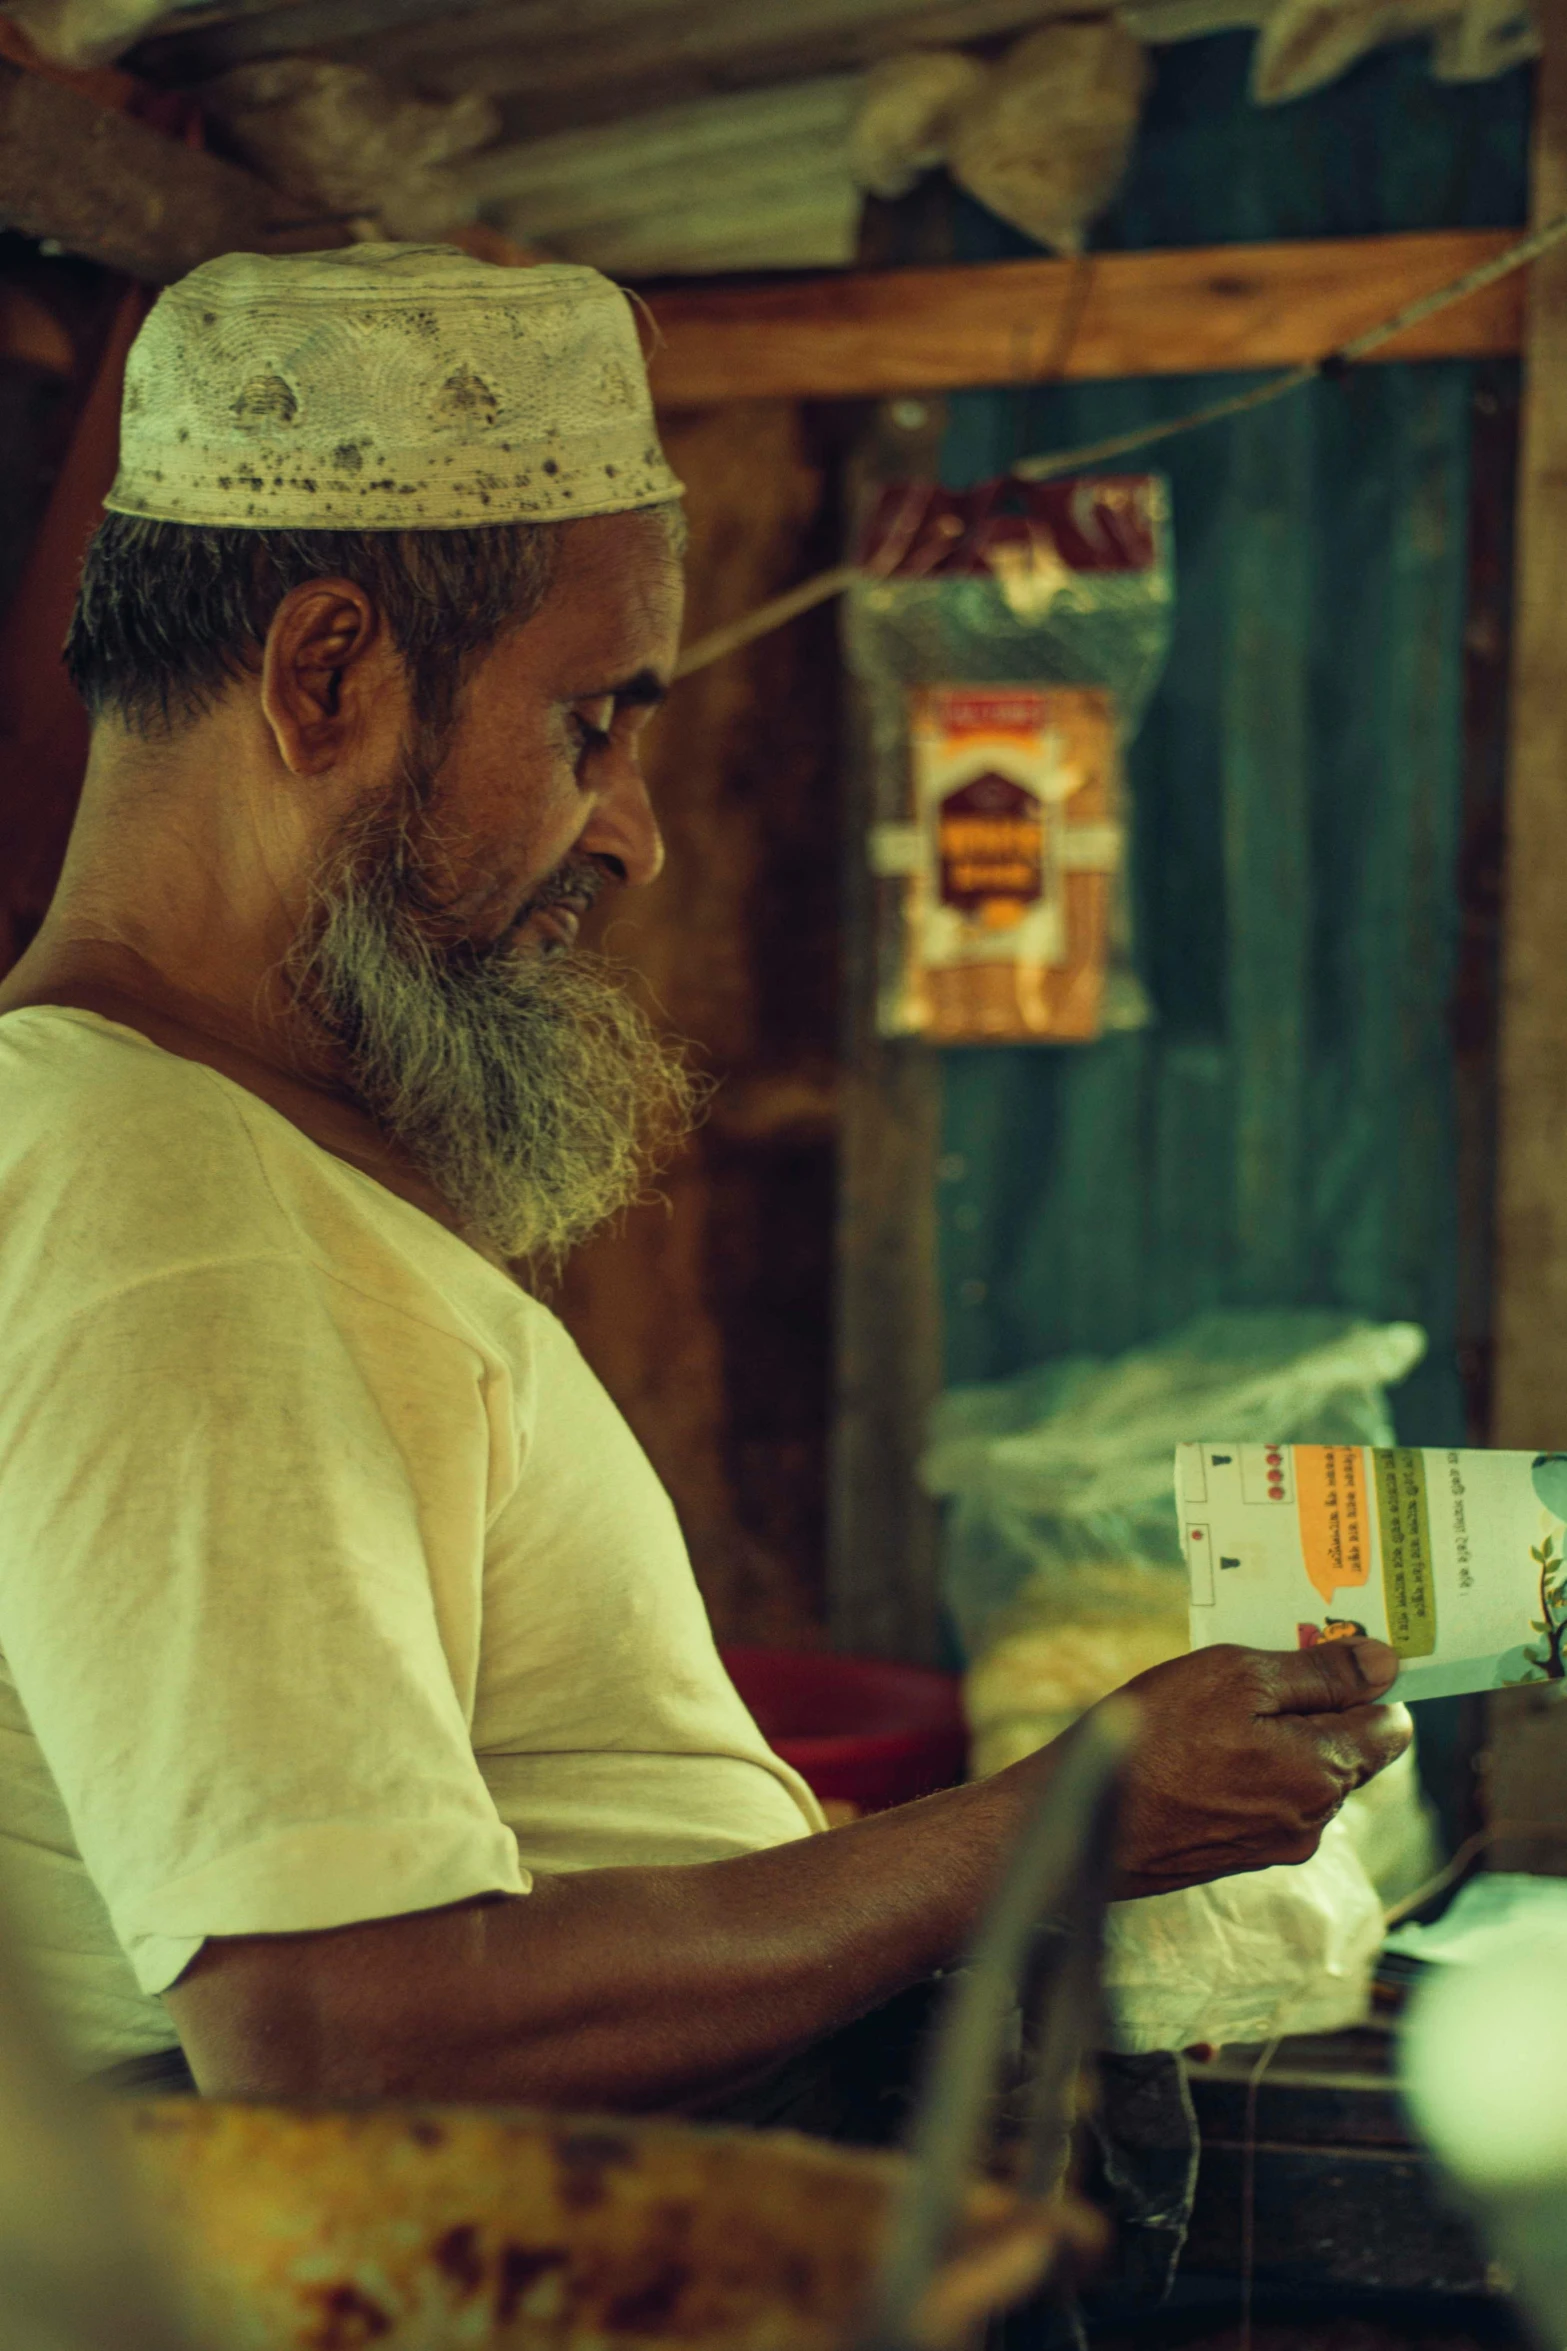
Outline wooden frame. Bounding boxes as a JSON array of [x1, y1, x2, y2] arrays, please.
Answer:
[[646, 229, 1526, 407], [1494, 15, 1567, 1453], [4, 224, 1526, 388]]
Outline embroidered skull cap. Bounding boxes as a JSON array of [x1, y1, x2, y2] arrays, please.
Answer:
[[106, 242, 683, 530]]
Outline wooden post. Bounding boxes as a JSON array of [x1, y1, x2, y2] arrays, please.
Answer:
[[828, 396, 948, 1667], [830, 737, 946, 1664], [1493, 13, 1567, 1452], [1488, 8, 1567, 1878]]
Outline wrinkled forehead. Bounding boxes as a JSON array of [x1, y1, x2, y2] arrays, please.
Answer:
[[490, 509, 686, 698], [567, 507, 686, 649]]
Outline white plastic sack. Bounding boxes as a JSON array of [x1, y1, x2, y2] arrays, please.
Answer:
[[926, 1310, 1425, 1548], [1337, 1742, 1441, 1910], [1103, 1812, 1386, 2053], [927, 1309, 1427, 1658], [937, 1312, 1430, 2053]]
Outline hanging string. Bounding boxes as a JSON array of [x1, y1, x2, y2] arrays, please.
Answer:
[[1381, 1813, 1567, 1930], [671, 561, 861, 682], [1014, 207, 1567, 482], [672, 209, 1567, 682], [1238, 2033, 1282, 2351]]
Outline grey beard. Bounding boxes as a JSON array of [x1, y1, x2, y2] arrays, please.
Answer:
[[286, 798, 702, 1271]]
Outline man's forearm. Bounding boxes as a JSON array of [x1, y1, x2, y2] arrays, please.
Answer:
[[167, 1640, 1410, 2109], [169, 1758, 1052, 2107]]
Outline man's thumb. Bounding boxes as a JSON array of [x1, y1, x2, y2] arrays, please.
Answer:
[[1268, 1637, 1400, 1713]]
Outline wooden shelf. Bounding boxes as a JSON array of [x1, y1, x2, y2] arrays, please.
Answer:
[[646, 229, 1525, 406]]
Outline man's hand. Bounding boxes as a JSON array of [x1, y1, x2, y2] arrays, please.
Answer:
[[1108, 1638, 1411, 1898]]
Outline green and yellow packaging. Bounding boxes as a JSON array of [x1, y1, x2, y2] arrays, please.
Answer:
[[1177, 1442, 1567, 1699]]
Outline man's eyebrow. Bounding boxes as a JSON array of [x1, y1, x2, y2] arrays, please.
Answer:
[[570, 667, 668, 709]]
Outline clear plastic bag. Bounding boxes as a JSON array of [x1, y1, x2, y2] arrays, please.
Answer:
[[843, 474, 1173, 1043], [1103, 1814, 1388, 2054], [925, 1309, 1428, 1670], [925, 1311, 1432, 2054]]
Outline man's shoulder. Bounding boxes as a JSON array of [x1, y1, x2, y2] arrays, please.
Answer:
[[0, 1006, 256, 1163], [0, 1008, 284, 1273], [0, 1008, 525, 1358]]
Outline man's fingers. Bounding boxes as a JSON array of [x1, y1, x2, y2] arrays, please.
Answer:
[[1326, 1698, 1414, 1784], [1110, 1643, 1412, 1897], [1259, 1637, 1400, 1715]]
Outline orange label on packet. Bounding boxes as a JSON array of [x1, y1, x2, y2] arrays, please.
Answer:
[[1294, 1446, 1373, 1605], [899, 684, 1120, 1043], [938, 774, 1045, 916]]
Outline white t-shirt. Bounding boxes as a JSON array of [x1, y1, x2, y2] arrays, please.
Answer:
[[0, 1007, 822, 2071]]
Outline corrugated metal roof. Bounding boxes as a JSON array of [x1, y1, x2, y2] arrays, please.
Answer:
[[115, 0, 1082, 275], [459, 76, 864, 273], [20, 0, 1526, 278], [137, 0, 1077, 119]]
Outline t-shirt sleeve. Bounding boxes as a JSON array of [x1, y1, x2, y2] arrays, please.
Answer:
[[0, 1239, 527, 1998]]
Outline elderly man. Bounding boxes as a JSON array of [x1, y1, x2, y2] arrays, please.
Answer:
[[0, 244, 1407, 2121]]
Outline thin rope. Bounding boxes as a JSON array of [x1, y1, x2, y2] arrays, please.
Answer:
[[1238, 2034, 1282, 2351], [1015, 208, 1567, 482], [672, 561, 859, 680], [1012, 365, 1319, 483], [1339, 208, 1567, 359], [673, 210, 1567, 679], [1381, 1814, 1567, 1931]]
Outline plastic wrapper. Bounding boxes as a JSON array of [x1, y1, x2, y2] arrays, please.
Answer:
[[1102, 1814, 1387, 2054], [1335, 1742, 1441, 1911], [925, 1311, 1435, 2052], [1386, 1868, 1567, 1968], [925, 1309, 1427, 1678], [843, 474, 1172, 1043]]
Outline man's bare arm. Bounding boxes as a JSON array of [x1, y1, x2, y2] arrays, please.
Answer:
[[165, 1641, 1409, 2107]]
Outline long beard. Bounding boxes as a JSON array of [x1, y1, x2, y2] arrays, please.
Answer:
[[285, 780, 702, 1271]]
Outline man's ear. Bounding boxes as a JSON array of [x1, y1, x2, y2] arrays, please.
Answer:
[[260, 578, 395, 776]]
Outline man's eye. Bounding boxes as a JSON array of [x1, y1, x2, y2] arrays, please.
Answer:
[[569, 703, 614, 758]]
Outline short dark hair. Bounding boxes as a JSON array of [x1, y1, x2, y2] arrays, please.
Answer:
[[64, 513, 564, 740]]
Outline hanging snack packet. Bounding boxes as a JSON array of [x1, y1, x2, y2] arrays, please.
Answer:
[[904, 682, 1117, 1041], [1177, 1441, 1567, 1701], [845, 475, 1173, 1045]]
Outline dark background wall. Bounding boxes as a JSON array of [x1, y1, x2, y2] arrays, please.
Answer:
[[562, 399, 845, 1648]]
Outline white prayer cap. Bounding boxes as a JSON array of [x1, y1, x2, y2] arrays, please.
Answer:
[[106, 242, 683, 531]]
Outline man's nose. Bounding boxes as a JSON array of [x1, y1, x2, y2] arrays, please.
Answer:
[[582, 752, 664, 890]]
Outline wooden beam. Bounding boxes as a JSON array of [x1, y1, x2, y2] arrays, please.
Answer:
[[645, 229, 1524, 407], [0, 58, 346, 283], [1493, 15, 1567, 1453], [0, 281, 74, 375]]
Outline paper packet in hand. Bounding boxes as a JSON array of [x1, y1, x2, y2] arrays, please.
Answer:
[[1176, 1442, 1567, 1701]]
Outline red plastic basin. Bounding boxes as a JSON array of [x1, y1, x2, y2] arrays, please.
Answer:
[[721, 1645, 968, 1814]]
